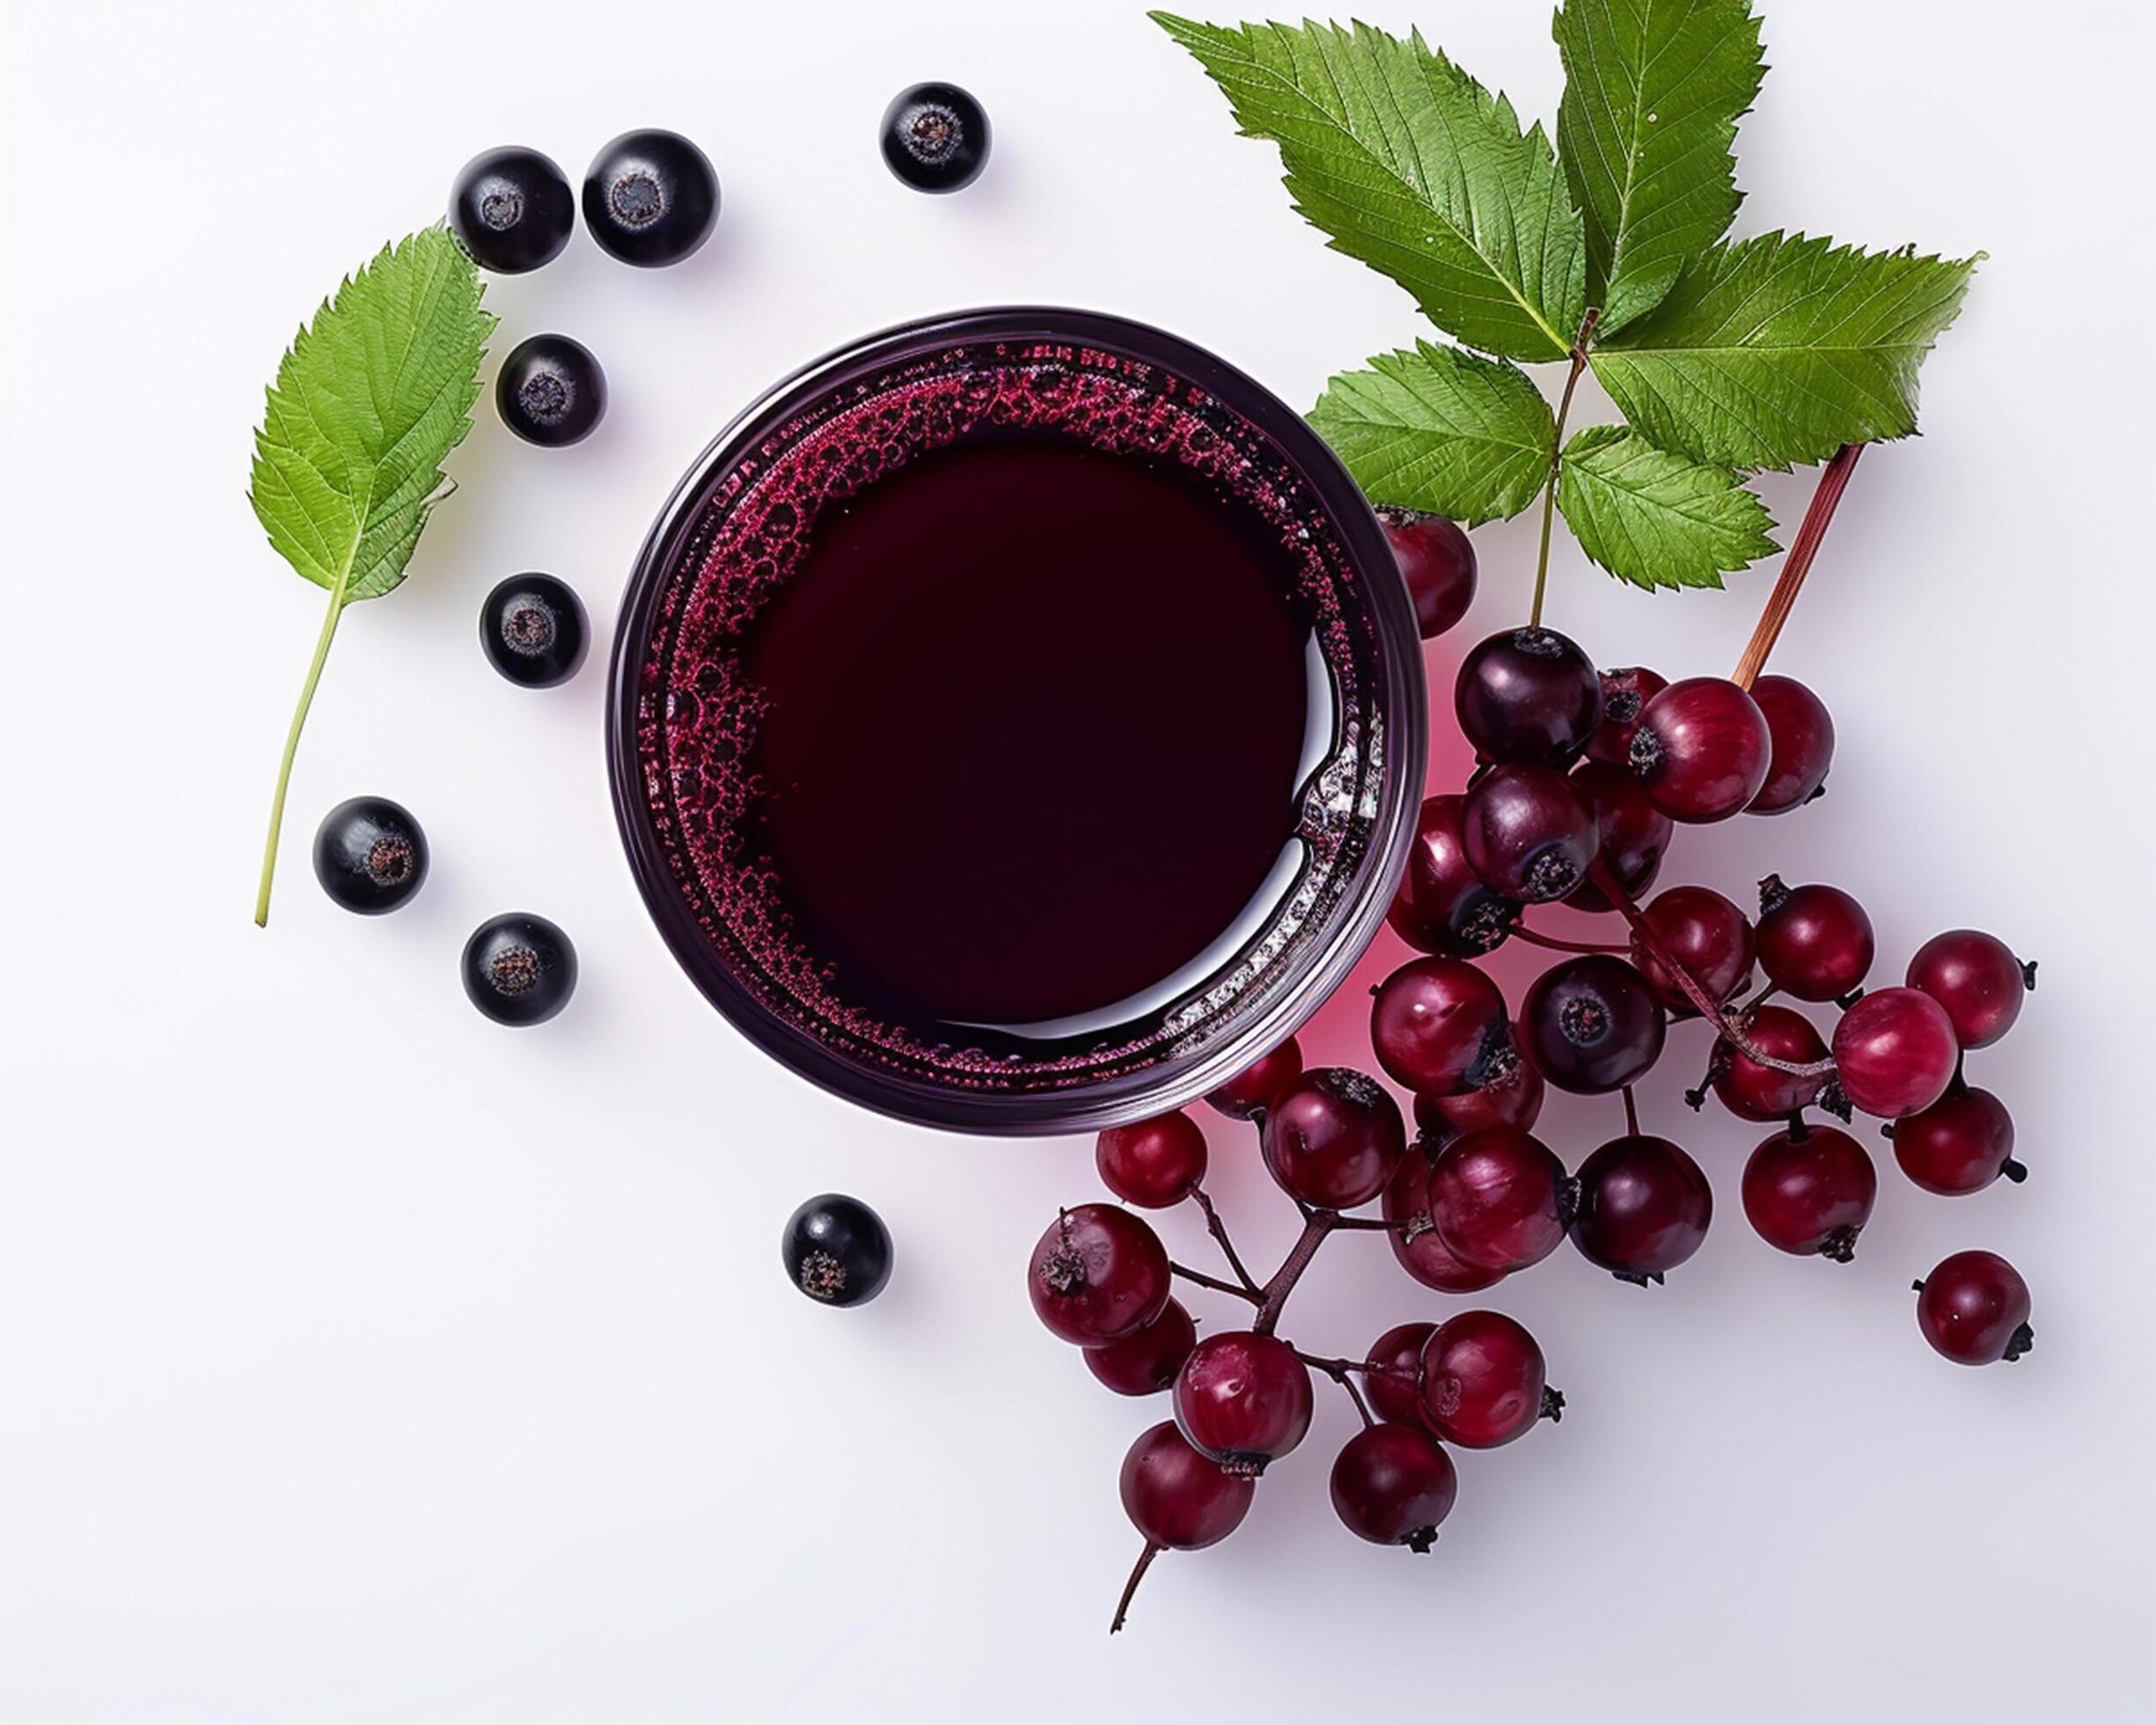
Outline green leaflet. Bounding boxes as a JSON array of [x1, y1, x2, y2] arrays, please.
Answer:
[[1153, 13, 1588, 361], [1556, 424, 1777, 589], [1553, 0, 1764, 333], [1591, 231, 1982, 469], [1308, 343, 1556, 525]]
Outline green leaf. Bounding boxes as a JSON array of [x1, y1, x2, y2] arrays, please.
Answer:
[[1553, 0, 1765, 333], [1556, 424, 1776, 589], [1308, 342, 1555, 525], [1590, 231, 1981, 469], [246, 226, 494, 926], [1152, 12, 1588, 361]]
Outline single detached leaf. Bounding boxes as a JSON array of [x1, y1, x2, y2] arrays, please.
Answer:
[[1309, 341, 1555, 524], [250, 225, 495, 603], [1153, 12, 1588, 361], [1556, 423, 1776, 589], [1553, 0, 1765, 333], [1591, 231, 1981, 469]]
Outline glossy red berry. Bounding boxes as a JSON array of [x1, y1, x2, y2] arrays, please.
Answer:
[[1564, 760, 1674, 911], [1364, 1322, 1436, 1426], [1462, 763, 1599, 906], [1096, 1112, 1208, 1209], [1085, 1298, 1198, 1395], [1388, 794, 1519, 958], [1205, 1036, 1304, 1120], [1585, 666, 1668, 766], [1331, 1424, 1458, 1551], [1027, 1206, 1171, 1344], [1629, 677, 1771, 823], [1120, 1420, 1255, 1549], [1914, 1252, 2034, 1365], [1173, 1331, 1315, 1475], [1419, 1310, 1559, 1449], [1377, 510, 1478, 639], [1427, 1127, 1571, 1274], [1521, 954, 1668, 1095], [1455, 628, 1603, 765], [1742, 1125, 1877, 1261], [1748, 675, 1836, 814], [1569, 1134, 1712, 1284], [1630, 885, 1755, 1016], [1756, 877, 1874, 1002], [1701, 1004, 1831, 1120], [1832, 987, 1959, 1119], [1906, 930, 2035, 1050], [1889, 1086, 2023, 1195], [1260, 1068, 1408, 1209], [1414, 1058, 1545, 1141], [1369, 958, 1515, 1097], [1381, 1147, 1507, 1294]]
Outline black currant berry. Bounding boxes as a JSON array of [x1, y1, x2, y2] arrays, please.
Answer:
[[461, 913, 578, 1025], [495, 334, 607, 447], [481, 574, 588, 688], [312, 796, 429, 914], [448, 146, 575, 274], [782, 1194, 894, 1308], [880, 83, 992, 192], [583, 129, 721, 267]]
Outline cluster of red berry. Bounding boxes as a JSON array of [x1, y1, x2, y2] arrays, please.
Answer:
[[1025, 497, 2039, 1633]]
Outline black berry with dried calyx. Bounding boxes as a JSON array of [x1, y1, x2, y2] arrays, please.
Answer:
[[782, 1194, 894, 1309], [461, 912, 578, 1025], [312, 796, 429, 914]]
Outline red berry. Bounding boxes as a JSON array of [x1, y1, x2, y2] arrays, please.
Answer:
[[1747, 675, 1835, 814], [1755, 877, 1874, 1002], [1520, 954, 1667, 1095], [1585, 665, 1668, 766], [1096, 1112, 1208, 1208], [1890, 1087, 2022, 1195], [1363, 1321, 1436, 1426], [1085, 1298, 1198, 1395], [1173, 1331, 1315, 1475], [1832, 987, 1959, 1119], [1630, 885, 1756, 1016], [1260, 1068, 1408, 1208], [1462, 763, 1599, 904], [1427, 1126, 1570, 1274], [1914, 1251, 2034, 1365], [1704, 1003, 1830, 1120], [1027, 1205, 1171, 1344], [1369, 957, 1515, 1097], [1455, 628, 1603, 766], [1419, 1310, 1558, 1449], [1205, 1035, 1304, 1119], [1629, 677, 1771, 823], [1906, 929, 2034, 1050], [1377, 510, 1478, 639], [1388, 793, 1519, 958], [1120, 1419, 1255, 1548], [1569, 1134, 1712, 1284], [1330, 1424, 1458, 1551], [1413, 1058, 1545, 1140], [1381, 1146, 1507, 1293], [1742, 1125, 1877, 1261], [1564, 760, 1673, 912]]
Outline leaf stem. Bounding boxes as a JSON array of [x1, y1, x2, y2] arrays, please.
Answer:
[[1529, 310, 1600, 628], [254, 576, 347, 927], [1733, 443, 1864, 689]]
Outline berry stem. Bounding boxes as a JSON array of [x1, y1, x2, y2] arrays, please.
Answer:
[[1170, 1261, 1262, 1305], [1588, 860, 1837, 1081], [1190, 1185, 1264, 1297], [1329, 1215, 1419, 1233], [1292, 1350, 1379, 1427], [1511, 921, 1627, 956], [1732, 443, 1864, 690], [1529, 311, 1601, 629], [1622, 1083, 1640, 1137], [254, 577, 350, 927], [1253, 1211, 1339, 1335], [1108, 1540, 1161, 1635]]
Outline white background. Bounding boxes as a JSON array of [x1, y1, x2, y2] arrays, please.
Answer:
[[5, 0, 2152, 1718]]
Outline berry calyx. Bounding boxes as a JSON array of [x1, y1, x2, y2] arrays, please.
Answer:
[[1261, 1068, 1408, 1208], [461, 912, 577, 1025], [1889, 1086, 2023, 1195], [1747, 675, 1836, 814], [1755, 877, 1874, 1002], [1418, 1310, 1558, 1449], [880, 82, 993, 192], [1369, 958, 1515, 1097], [1205, 1036, 1304, 1119], [1086, 1298, 1199, 1395], [1628, 677, 1772, 823], [1831, 987, 1960, 1119], [1389, 793, 1519, 957], [1028, 1206, 1171, 1345], [1462, 762, 1599, 903], [583, 128, 721, 266], [1376, 509, 1477, 638], [1742, 1124, 1877, 1261], [1569, 1134, 1712, 1285], [1454, 628, 1603, 765], [1173, 1331, 1315, 1474], [1426, 1127, 1572, 1274], [1330, 1424, 1458, 1551], [781, 1193, 893, 1307], [1585, 665, 1668, 766], [1629, 885, 1756, 1017], [1913, 1252, 2034, 1366], [1905, 929, 2035, 1050], [312, 796, 428, 914], [448, 145, 575, 274], [1096, 1112, 1209, 1209], [1520, 954, 1668, 1095]]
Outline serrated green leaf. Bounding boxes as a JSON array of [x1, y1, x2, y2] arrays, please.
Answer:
[[1554, 0, 1764, 333], [1153, 12, 1587, 361], [1590, 231, 1980, 469], [250, 226, 495, 603], [1556, 424, 1776, 589], [1308, 342, 1555, 525]]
